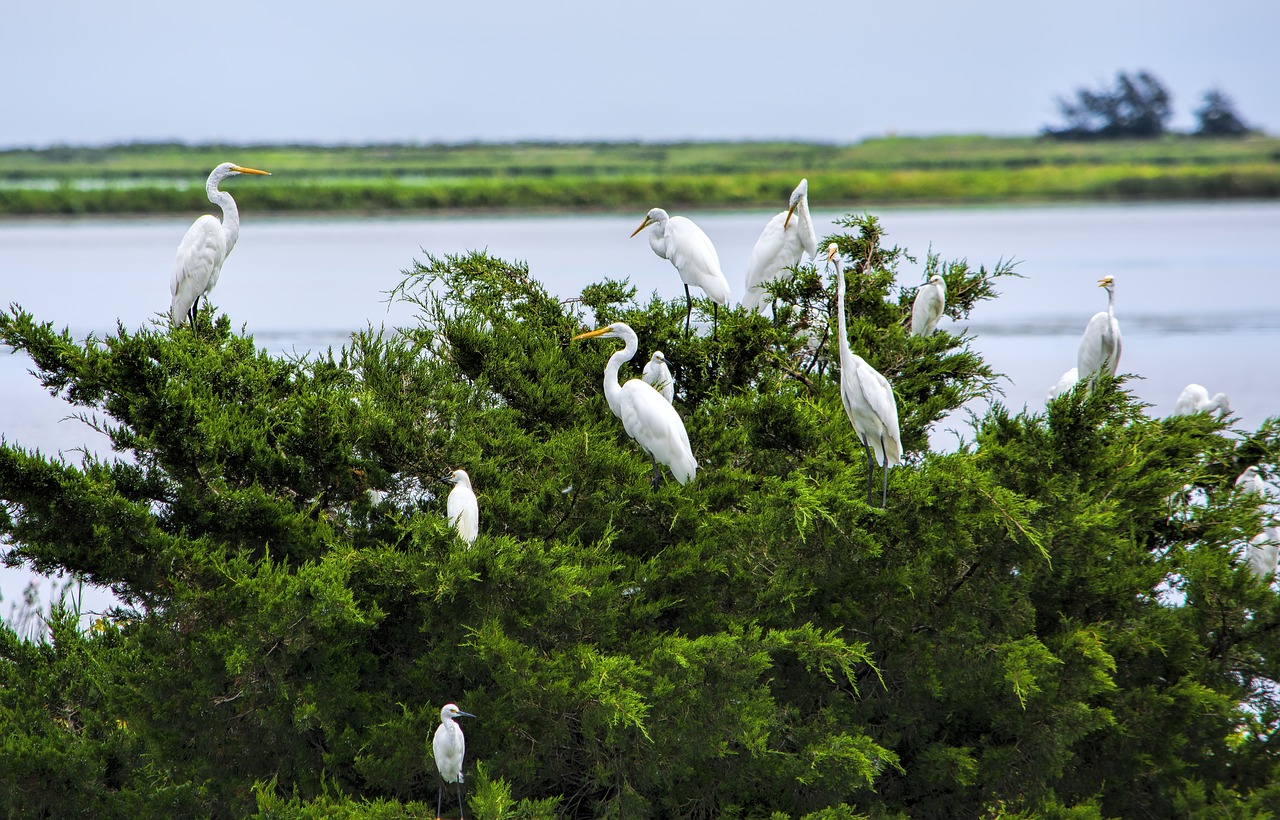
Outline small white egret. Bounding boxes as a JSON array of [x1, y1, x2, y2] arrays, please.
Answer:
[[742, 178, 818, 314], [573, 323, 697, 487], [631, 208, 732, 336], [828, 244, 902, 506], [1076, 275, 1122, 386], [1173, 384, 1231, 416], [432, 702, 476, 820], [1236, 466, 1267, 500], [1047, 367, 1079, 401], [442, 470, 479, 545], [1247, 528, 1280, 582], [642, 351, 675, 403], [170, 162, 270, 326], [910, 274, 947, 337]]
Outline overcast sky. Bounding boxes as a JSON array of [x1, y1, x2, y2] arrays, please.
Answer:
[[4, 0, 1277, 147]]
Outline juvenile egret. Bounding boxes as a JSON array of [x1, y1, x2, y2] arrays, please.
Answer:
[[828, 244, 902, 506], [631, 208, 731, 336], [1247, 528, 1280, 581], [1173, 384, 1231, 416], [170, 162, 270, 326], [573, 323, 697, 487], [432, 703, 476, 820], [742, 178, 817, 314], [642, 351, 675, 403], [1047, 367, 1079, 401], [442, 470, 479, 545], [910, 274, 947, 337], [1076, 276, 1122, 386]]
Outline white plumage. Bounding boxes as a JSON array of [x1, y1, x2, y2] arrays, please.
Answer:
[[828, 244, 902, 506], [642, 351, 675, 403], [742, 178, 817, 314], [1236, 466, 1267, 500], [910, 274, 947, 337], [169, 162, 270, 326], [1247, 528, 1280, 582], [631, 208, 732, 335], [1076, 275, 1122, 385], [445, 469, 479, 545], [432, 702, 476, 819], [1047, 367, 1079, 401], [1173, 384, 1231, 416], [574, 323, 697, 486]]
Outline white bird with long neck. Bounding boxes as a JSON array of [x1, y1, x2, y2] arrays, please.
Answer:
[[828, 244, 902, 506], [742, 178, 818, 314], [631, 208, 732, 336], [169, 162, 270, 326], [443, 469, 479, 545], [573, 323, 697, 487], [1173, 384, 1231, 417], [910, 273, 947, 337], [1247, 527, 1280, 582], [1076, 275, 1122, 386], [432, 702, 476, 820], [642, 351, 675, 403]]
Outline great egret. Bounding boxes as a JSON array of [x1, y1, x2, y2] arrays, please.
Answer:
[[442, 469, 478, 545], [169, 162, 270, 326], [631, 208, 731, 336], [828, 244, 902, 506], [742, 178, 817, 314], [432, 703, 476, 820], [1247, 528, 1280, 581], [1173, 383, 1231, 416], [642, 351, 675, 403], [1047, 367, 1079, 401], [573, 323, 697, 487], [1076, 276, 1122, 385], [910, 274, 947, 337]]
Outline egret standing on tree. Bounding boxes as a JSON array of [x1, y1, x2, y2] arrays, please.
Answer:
[[442, 469, 478, 545], [631, 208, 731, 336], [170, 162, 270, 327], [910, 273, 947, 337], [573, 323, 697, 488], [1076, 275, 1122, 386], [432, 702, 476, 820], [742, 178, 818, 314], [1173, 383, 1231, 416], [828, 244, 902, 506], [642, 351, 675, 403]]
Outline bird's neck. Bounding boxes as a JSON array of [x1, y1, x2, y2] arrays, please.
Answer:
[[603, 340, 637, 417], [208, 179, 241, 254], [835, 262, 856, 372], [1106, 288, 1116, 321]]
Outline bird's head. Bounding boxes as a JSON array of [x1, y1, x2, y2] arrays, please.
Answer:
[[214, 162, 270, 178], [439, 469, 471, 488], [826, 243, 840, 265], [929, 274, 944, 286], [440, 703, 476, 721], [784, 178, 809, 228], [573, 322, 635, 343], [1097, 275, 1115, 291], [651, 351, 666, 364], [630, 208, 668, 237]]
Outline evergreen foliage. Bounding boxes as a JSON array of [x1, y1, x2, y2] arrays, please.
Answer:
[[2, 214, 1279, 817], [1195, 89, 1252, 137], [1047, 70, 1174, 140]]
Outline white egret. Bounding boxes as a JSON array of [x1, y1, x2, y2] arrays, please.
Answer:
[[828, 244, 902, 506], [442, 470, 479, 545], [1247, 528, 1280, 581], [1047, 367, 1079, 401], [1076, 275, 1122, 386], [642, 351, 675, 403], [432, 702, 476, 820], [742, 178, 817, 314], [631, 208, 731, 336], [1173, 384, 1231, 416], [573, 323, 697, 487], [169, 162, 270, 326], [910, 274, 947, 337], [1236, 466, 1267, 500]]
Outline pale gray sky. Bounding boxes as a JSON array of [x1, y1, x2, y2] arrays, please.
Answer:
[[4, 0, 1276, 147]]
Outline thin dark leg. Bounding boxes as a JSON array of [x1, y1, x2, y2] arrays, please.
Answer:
[[712, 303, 719, 339], [880, 434, 890, 507], [651, 456, 661, 491], [684, 285, 693, 337], [437, 780, 443, 819], [457, 779, 466, 820], [863, 439, 875, 505]]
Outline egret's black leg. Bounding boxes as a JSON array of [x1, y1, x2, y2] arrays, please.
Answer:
[[863, 439, 875, 505], [880, 434, 890, 507], [684, 285, 693, 337], [457, 779, 466, 820], [437, 780, 443, 820], [712, 303, 719, 339], [651, 456, 661, 491]]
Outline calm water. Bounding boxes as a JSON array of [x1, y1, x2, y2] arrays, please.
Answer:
[[2, 202, 1279, 616]]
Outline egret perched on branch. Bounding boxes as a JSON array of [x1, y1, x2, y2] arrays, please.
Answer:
[[573, 323, 697, 487], [1076, 276, 1122, 386], [742, 178, 817, 314], [642, 351, 675, 403], [1236, 465, 1267, 502], [631, 208, 731, 336], [1247, 528, 1280, 582], [1173, 384, 1231, 417], [910, 274, 947, 337], [432, 703, 476, 820], [1047, 367, 1079, 401], [828, 244, 902, 506], [441, 469, 478, 545], [170, 162, 270, 327]]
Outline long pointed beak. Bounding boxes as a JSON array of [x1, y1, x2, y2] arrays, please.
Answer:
[[231, 165, 271, 176], [573, 327, 610, 341], [784, 203, 798, 229], [458, 711, 476, 719], [630, 217, 653, 238]]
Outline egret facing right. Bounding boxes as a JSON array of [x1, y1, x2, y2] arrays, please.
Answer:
[[1173, 383, 1231, 417], [910, 274, 947, 337], [432, 702, 476, 820], [631, 208, 731, 336], [1076, 275, 1122, 386], [170, 162, 270, 327], [742, 178, 817, 314]]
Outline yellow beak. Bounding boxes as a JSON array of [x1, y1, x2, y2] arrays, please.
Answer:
[[784, 202, 798, 229], [573, 327, 611, 341], [630, 216, 653, 238], [232, 165, 271, 176]]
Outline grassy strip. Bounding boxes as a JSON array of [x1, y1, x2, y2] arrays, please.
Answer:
[[3, 163, 1278, 216]]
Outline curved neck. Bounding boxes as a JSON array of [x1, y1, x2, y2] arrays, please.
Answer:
[[1105, 287, 1116, 321], [208, 175, 241, 254], [835, 260, 856, 371], [603, 335, 638, 415]]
